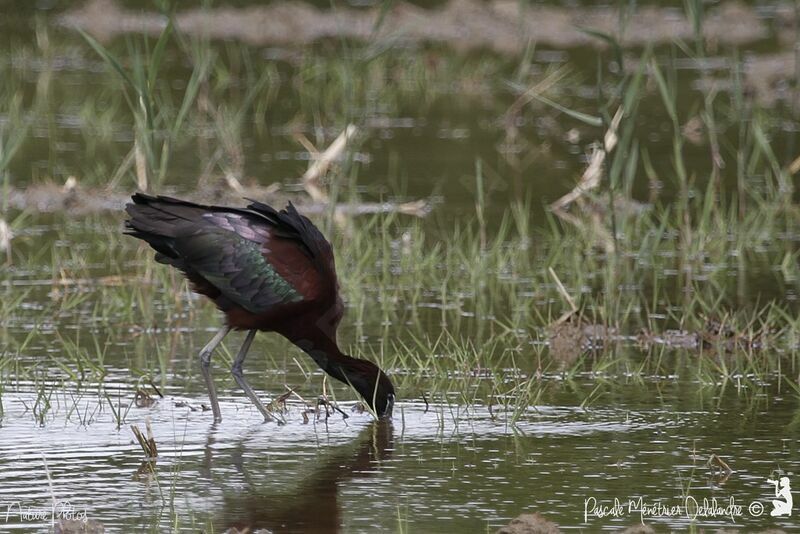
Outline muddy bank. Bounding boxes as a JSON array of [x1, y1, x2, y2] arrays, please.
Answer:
[[547, 313, 774, 367], [4, 180, 429, 217], [496, 513, 560, 534], [59, 0, 796, 107], [60, 0, 767, 53]]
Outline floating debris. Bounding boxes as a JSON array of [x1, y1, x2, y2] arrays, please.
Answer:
[[301, 124, 359, 204], [173, 400, 198, 412], [707, 452, 734, 483], [133, 389, 156, 408], [496, 512, 560, 534], [639, 329, 700, 350], [637, 316, 770, 352], [548, 317, 588, 369], [547, 315, 619, 367], [130, 417, 158, 459], [546, 312, 773, 364]]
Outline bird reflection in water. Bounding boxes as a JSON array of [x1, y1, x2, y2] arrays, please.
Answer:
[[206, 420, 393, 533]]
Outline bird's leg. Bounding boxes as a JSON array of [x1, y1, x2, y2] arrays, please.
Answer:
[[199, 325, 231, 423], [231, 330, 275, 422]]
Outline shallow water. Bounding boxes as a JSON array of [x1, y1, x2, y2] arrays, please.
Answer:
[[2, 1, 800, 532], [0, 375, 797, 531]]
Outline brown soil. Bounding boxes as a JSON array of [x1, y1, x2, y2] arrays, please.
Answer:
[[58, 0, 799, 107], [547, 314, 769, 363], [496, 513, 560, 534], [60, 0, 767, 52], [5, 181, 429, 217]]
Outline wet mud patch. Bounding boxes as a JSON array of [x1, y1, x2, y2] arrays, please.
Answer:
[[3, 180, 429, 217], [547, 311, 780, 370], [61, 0, 767, 52]]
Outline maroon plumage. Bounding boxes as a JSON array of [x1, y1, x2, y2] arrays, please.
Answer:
[[125, 193, 395, 421]]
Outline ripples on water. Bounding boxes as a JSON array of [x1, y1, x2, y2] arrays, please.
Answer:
[[0, 377, 796, 531], [1, 1, 800, 530]]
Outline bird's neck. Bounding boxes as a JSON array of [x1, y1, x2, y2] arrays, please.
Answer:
[[286, 326, 357, 380], [285, 324, 394, 418]]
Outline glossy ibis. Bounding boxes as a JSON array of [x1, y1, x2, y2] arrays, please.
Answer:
[[125, 193, 395, 422]]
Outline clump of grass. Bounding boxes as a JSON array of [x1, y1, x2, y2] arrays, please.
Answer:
[[1, 16, 799, 417], [80, 23, 212, 190]]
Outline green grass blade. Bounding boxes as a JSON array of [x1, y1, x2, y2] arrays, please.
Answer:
[[505, 80, 602, 127], [78, 29, 137, 92]]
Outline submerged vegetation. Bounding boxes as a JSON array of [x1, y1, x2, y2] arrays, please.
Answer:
[[2, 0, 800, 424]]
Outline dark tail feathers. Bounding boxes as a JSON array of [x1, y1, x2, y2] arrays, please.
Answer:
[[125, 193, 209, 264]]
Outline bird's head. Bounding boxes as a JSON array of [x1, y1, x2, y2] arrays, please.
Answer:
[[342, 358, 395, 418], [294, 335, 395, 418]]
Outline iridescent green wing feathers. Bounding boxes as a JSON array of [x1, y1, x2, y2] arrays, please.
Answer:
[[172, 229, 303, 314], [125, 193, 306, 315]]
